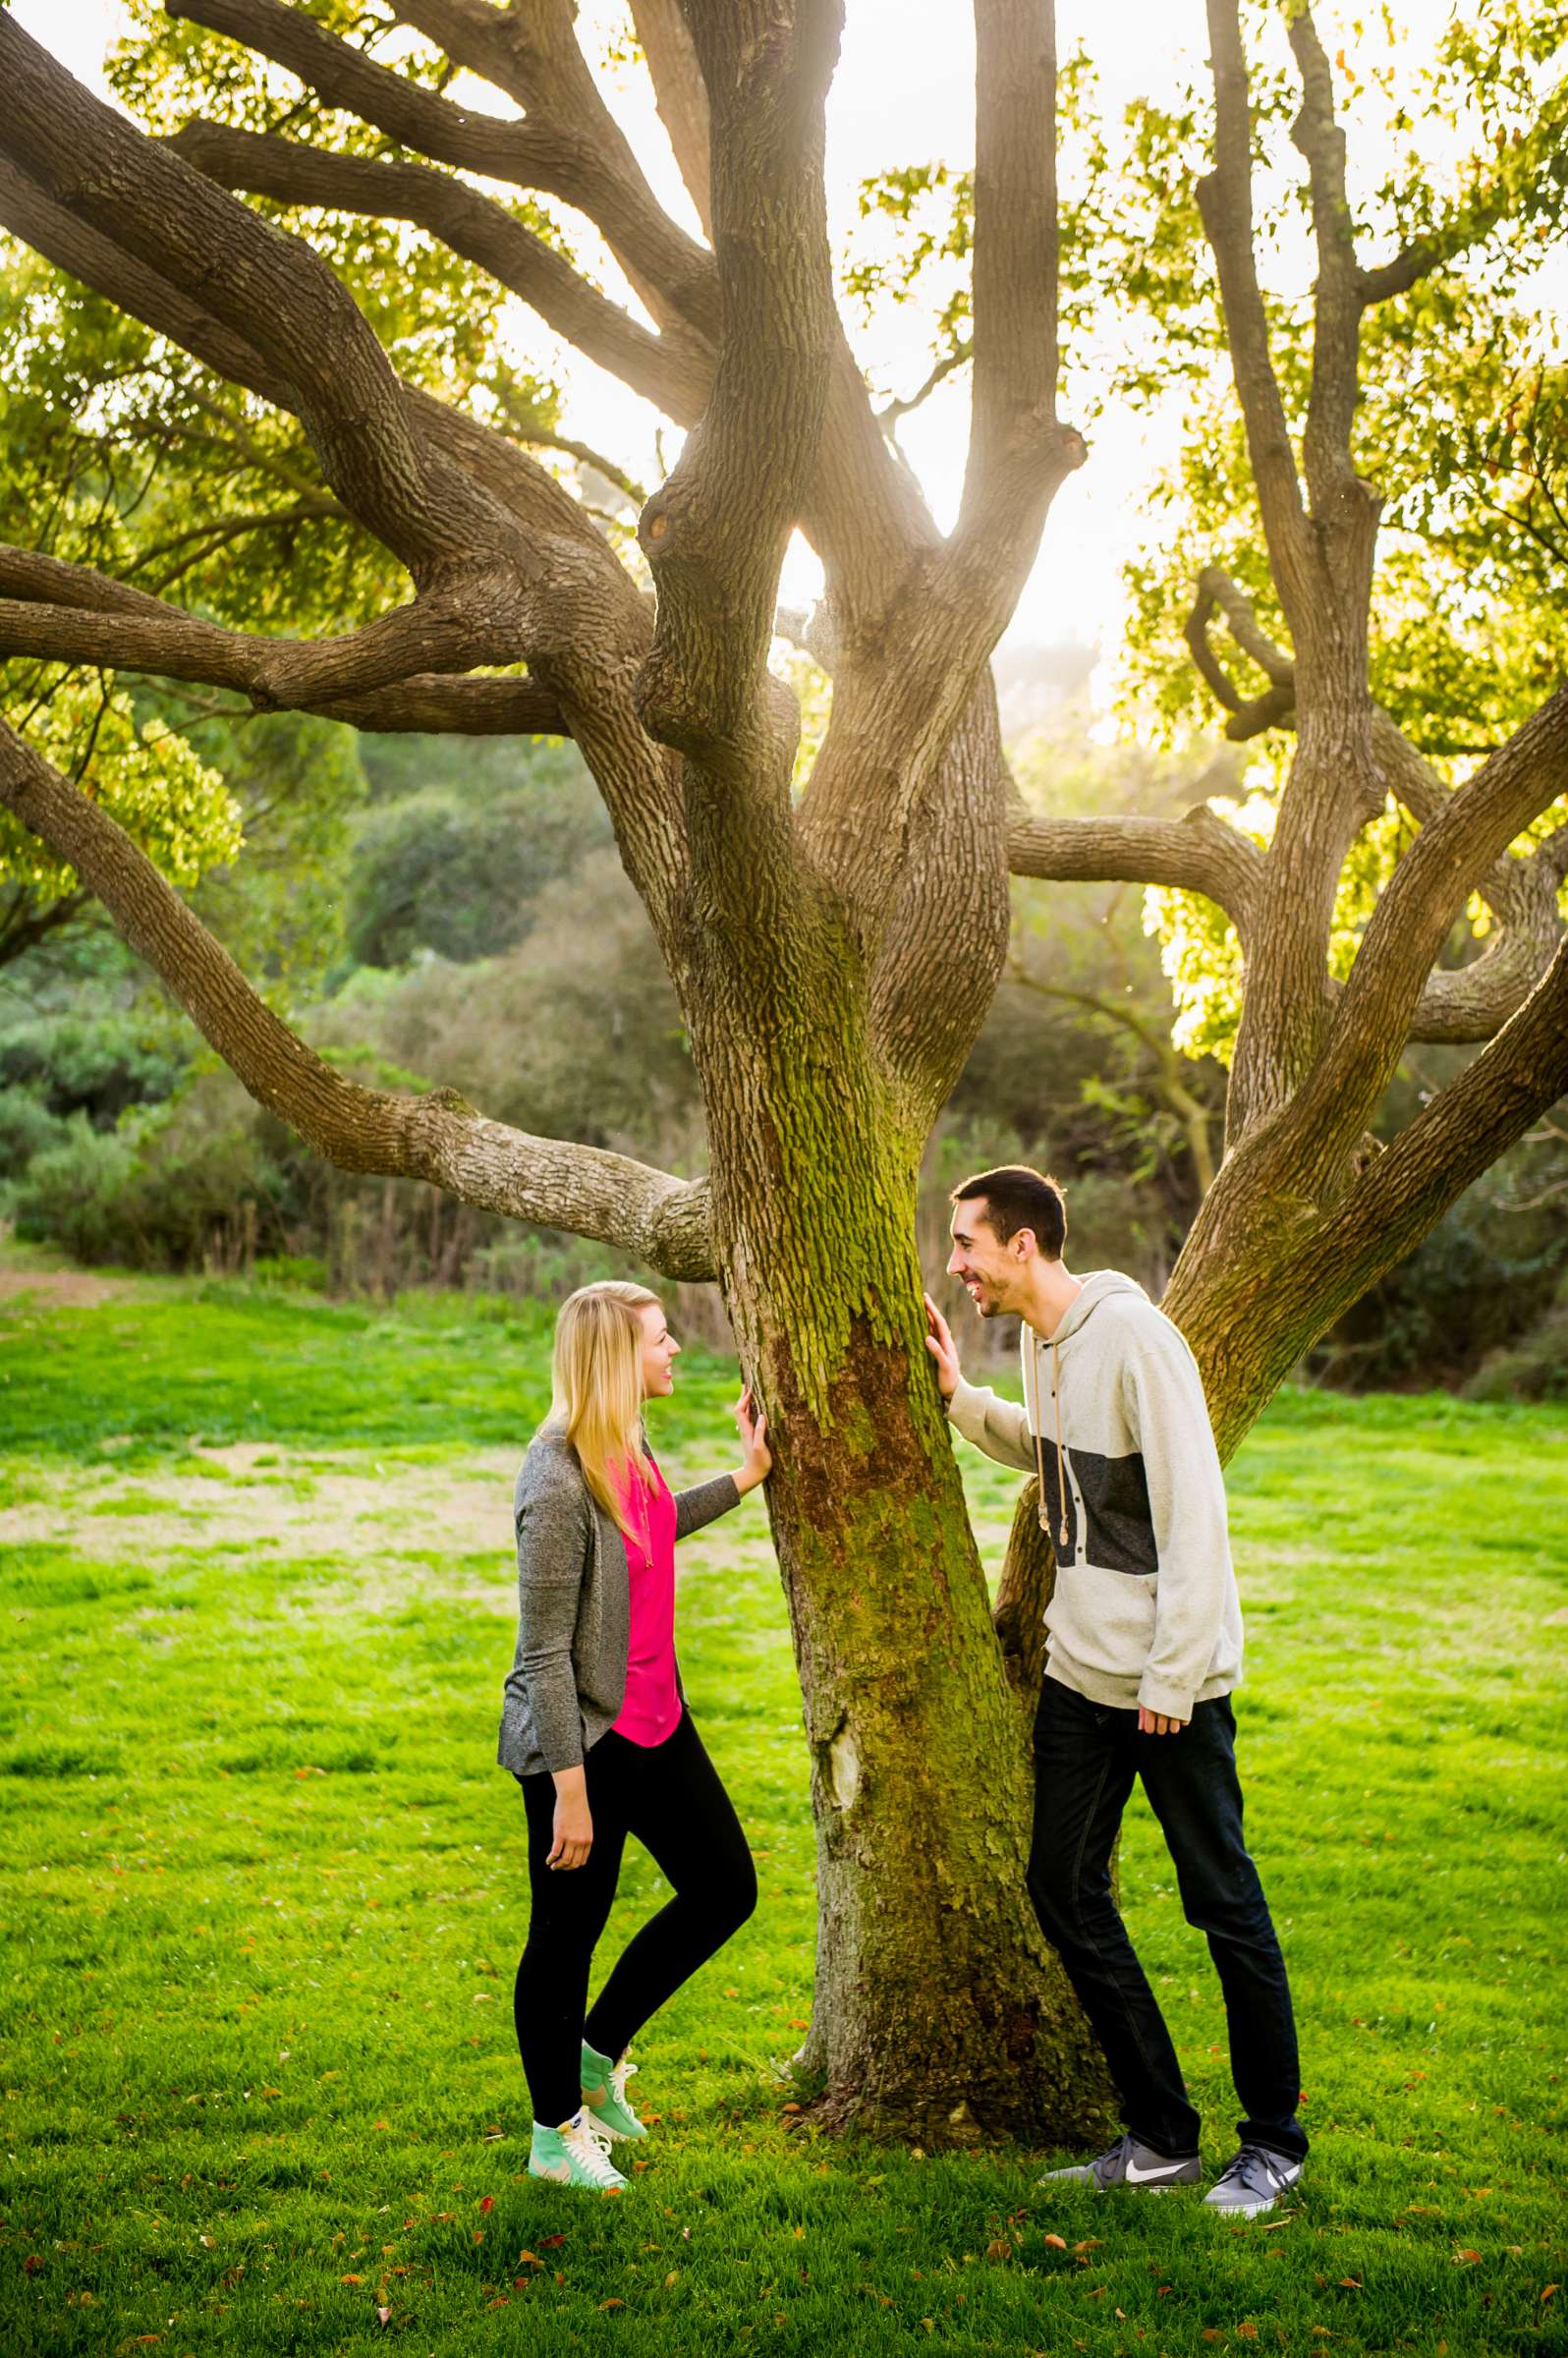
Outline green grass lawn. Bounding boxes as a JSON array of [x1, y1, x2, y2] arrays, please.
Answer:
[[1, 1272, 1564, 2357]]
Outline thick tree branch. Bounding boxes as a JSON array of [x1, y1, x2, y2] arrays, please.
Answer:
[[1370, 710, 1567, 1042], [0, 582, 522, 712], [1183, 573, 1566, 1036], [799, 0, 1082, 946], [955, 0, 1069, 548], [0, 720, 713, 1278], [1007, 805, 1264, 942], [635, 0, 839, 804], [1333, 936, 1568, 1271], [167, 118, 711, 425], [0, 86, 688, 936], [628, 0, 713, 238], [1285, 6, 1363, 515], [266, 673, 573, 738], [170, 0, 717, 339], [391, 0, 718, 337], [0, 155, 298, 413], [0, 18, 532, 585], [1277, 688, 1568, 1191], [1196, 0, 1308, 592]]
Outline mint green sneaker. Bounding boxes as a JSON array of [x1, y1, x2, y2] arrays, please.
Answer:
[[580, 2041, 647, 2143], [528, 2108, 628, 2192]]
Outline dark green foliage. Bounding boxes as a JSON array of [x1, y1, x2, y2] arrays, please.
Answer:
[[345, 740, 609, 969], [0, 1009, 187, 1123]]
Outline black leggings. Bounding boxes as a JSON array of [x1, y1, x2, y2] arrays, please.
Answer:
[[513, 1710, 757, 2126]]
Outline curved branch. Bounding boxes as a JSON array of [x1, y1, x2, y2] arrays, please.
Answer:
[[1184, 570, 1566, 1041], [1357, 72, 1568, 309], [0, 579, 524, 712], [167, 118, 710, 425], [1007, 805, 1264, 941], [1313, 931, 1568, 1319], [0, 720, 712, 1279], [0, 16, 520, 585], [1282, 687, 1568, 1192], [1184, 565, 1295, 739], [1371, 710, 1567, 1042], [169, 0, 718, 338]]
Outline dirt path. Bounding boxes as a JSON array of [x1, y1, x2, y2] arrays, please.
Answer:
[[0, 1263, 131, 1308], [1, 1442, 521, 1574]]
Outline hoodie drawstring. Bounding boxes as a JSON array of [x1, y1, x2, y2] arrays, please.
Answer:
[[1028, 1333, 1070, 1550]]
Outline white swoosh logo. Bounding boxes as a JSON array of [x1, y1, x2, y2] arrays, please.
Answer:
[[1125, 2157, 1185, 2182]]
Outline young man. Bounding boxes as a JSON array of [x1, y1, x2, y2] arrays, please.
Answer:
[[924, 1164, 1307, 2217]]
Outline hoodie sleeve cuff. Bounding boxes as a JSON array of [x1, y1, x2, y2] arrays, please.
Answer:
[[1137, 1672, 1198, 1724], [944, 1377, 994, 1444]]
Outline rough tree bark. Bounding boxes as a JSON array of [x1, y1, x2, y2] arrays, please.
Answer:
[[1, 1, 1564, 2142]]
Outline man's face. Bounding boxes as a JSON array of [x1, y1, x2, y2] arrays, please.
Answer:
[[946, 1199, 1030, 1318]]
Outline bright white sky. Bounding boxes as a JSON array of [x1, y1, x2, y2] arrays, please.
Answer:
[[13, 0, 1562, 675]]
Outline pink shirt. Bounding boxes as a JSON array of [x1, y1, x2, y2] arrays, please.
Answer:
[[611, 1451, 682, 1747]]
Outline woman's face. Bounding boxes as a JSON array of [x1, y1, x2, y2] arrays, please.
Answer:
[[638, 1300, 681, 1397]]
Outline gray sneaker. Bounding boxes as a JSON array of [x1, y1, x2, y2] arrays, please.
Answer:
[[1204, 2144, 1304, 2218], [1039, 2132, 1202, 2192]]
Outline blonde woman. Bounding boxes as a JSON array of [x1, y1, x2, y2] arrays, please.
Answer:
[[498, 1280, 770, 2192]]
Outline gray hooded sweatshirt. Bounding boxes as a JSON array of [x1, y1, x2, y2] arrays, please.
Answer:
[[946, 1270, 1242, 1722]]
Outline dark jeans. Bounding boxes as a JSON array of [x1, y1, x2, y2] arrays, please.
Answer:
[[514, 1709, 756, 2127], [1029, 1676, 1307, 2163]]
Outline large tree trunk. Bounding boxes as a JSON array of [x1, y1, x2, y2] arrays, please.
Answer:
[[697, 970, 1113, 2143]]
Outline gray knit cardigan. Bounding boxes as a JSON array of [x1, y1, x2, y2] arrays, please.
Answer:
[[496, 1428, 741, 1779]]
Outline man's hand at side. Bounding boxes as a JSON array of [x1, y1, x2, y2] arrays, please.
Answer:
[[924, 1293, 961, 1399], [1138, 1706, 1188, 1736]]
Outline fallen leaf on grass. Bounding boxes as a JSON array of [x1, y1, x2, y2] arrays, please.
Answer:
[[485, 2297, 510, 2310], [599, 2298, 624, 2311], [1042, 2234, 1067, 2251], [1238, 2327, 1258, 2340], [1453, 2250, 1483, 2265], [985, 2240, 1012, 2262], [664, 2272, 679, 2288], [517, 2251, 543, 2270], [340, 2274, 364, 2286], [478, 2197, 494, 2215], [375, 2308, 391, 2328], [1543, 2286, 1559, 2303], [541, 2233, 566, 2249]]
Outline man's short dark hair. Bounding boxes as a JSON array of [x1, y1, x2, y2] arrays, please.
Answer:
[[950, 1165, 1067, 1259]]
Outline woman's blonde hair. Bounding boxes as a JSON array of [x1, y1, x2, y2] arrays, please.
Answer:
[[546, 1279, 661, 1534]]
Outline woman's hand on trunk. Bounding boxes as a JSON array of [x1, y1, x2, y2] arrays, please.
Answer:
[[733, 1386, 772, 1494]]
